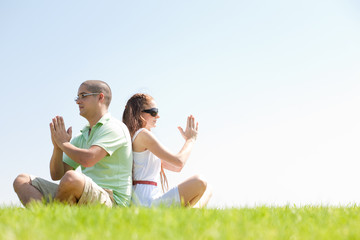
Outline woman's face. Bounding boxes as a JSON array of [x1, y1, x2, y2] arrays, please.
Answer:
[[141, 99, 160, 130]]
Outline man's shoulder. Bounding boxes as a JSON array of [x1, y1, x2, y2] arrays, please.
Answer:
[[98, 115, 130, 137], [103, 115, 127, 130]]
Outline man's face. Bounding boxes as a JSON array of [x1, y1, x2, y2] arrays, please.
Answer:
[[75, 84, 99, 117]]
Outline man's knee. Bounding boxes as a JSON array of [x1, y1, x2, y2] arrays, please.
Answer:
[[60, 170, 84, 190], [56, 171, 85, 202], [13, 173, 31, 192]]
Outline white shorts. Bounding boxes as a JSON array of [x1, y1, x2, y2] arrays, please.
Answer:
[[132, 184, 181, 207]]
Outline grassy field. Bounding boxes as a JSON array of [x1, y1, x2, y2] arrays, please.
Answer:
[[1, 204, 360, 240]]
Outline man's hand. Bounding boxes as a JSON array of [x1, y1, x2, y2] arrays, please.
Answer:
[[50, 128, 61, 151], [50, 116, 72, 149]]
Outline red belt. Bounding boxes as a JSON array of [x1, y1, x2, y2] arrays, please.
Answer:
[[133, 180, 157, 186]]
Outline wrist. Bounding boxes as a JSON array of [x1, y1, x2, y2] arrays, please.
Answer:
[[53, 146, 62, 152], [58, 141, 70, 152]]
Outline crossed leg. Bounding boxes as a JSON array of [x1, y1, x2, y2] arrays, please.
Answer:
[[54, 170, 85, 204], [13, 170, 85, 206], [177, 174, 212, 207], [13, 173, 43, 206]]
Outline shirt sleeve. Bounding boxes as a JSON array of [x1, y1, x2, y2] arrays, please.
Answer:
[[91, 123, 127, 156]]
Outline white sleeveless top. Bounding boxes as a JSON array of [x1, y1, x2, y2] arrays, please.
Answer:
[[132, 128, 161, 182], [131, 128, 181, 207]]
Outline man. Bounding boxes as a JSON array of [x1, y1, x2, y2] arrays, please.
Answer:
[[13, 80, 133, 207]]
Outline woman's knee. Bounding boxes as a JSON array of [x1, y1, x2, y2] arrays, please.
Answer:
[[192, 174, 207, 193]]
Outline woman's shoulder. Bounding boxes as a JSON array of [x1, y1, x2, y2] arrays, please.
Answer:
[[134, 128, 158, 145], [132, 128, 150, 140], [135, 128, 155, 140], [133, 128, 158, 152]]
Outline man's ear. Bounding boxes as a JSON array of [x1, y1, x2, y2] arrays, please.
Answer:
[[99, 93, 105, 102]]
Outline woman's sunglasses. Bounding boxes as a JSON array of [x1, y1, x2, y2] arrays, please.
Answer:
[[142, 108, 158, 117]]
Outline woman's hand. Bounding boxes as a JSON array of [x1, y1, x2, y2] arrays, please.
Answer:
[[178, 115, 198, 141]]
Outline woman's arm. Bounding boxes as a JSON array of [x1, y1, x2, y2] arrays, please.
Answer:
[[161, 159, 182, 172], [135, 115, 198, 172]]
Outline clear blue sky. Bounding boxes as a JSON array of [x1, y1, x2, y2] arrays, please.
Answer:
[[1, 0, 360, 207]]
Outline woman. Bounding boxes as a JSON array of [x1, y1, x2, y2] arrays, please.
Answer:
[[122, 93, 212, 207]]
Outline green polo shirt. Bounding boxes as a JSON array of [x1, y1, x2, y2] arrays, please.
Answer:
[[63, 113, 133, 206]]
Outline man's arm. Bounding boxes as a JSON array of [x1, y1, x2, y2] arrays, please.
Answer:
[[50, 116, 107, 168], [49, 147, 73, 180], [60, 143, 107, 168], [49, 120, 73, 180]]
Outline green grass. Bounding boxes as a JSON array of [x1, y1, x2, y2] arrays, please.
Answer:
[[1, 204, 360, 240]]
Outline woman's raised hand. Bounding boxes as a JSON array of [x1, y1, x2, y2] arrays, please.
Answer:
[[178, 115, 198, 141]]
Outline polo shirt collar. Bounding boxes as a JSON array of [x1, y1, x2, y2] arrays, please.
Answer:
[[80, 112, 111, 133]]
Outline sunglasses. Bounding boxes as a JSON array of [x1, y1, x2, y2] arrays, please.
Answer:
[[74, 93, 100, 102], [142, 108, 158, 117]]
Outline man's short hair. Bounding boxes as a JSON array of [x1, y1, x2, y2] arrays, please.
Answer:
[[81, 80, 112, 107]]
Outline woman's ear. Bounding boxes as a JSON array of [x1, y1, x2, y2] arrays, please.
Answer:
[[140, 115, 147, 127]]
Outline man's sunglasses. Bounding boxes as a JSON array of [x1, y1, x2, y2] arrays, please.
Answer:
[[74, 93, 100, 102], [142, 108, 158, 117]]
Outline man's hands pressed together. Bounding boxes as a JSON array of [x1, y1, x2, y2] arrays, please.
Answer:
[[50, 116, 72, 150]]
